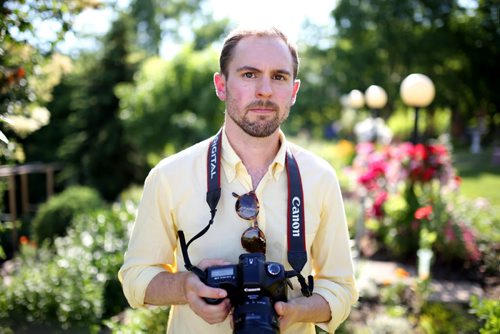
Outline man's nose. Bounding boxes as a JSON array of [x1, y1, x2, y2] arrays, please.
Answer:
[[256, 77, 272, 98]]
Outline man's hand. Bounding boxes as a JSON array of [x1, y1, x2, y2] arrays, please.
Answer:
[[183, 259, 232, 324], [274, 294, 331, 331], [274, 300, 300, 331]]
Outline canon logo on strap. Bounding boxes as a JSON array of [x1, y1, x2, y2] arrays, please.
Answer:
[[291, 196, 301, 237]]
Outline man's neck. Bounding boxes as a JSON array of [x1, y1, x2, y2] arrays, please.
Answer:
[[224, 122, 281, 189]]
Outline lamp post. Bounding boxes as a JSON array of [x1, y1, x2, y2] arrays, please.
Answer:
[[400, 73, 435, 144], [349, 89, 365, 110], [365, 85, 388, 142]]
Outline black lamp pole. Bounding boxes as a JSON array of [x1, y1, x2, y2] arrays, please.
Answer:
[[411, 106, 420, 144]]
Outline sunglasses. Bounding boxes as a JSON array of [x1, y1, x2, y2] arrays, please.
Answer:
[[232, 191, 266, 254]]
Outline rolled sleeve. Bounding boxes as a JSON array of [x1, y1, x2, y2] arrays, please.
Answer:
[[118, 165, 178, 308], [314, 277, 358, 332], [311, 169, 359, 332], [119, 266, 167, 308]]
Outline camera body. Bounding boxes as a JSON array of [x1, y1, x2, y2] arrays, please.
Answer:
[[203, 253, 288, 334]]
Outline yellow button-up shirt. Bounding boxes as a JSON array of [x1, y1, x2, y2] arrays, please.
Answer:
[[119, 129, 358, 333]]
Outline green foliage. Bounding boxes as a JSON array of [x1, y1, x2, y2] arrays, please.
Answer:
[[0, 199, 135, 331], [320, 0, 499, 144], [470, 296, 500, 334], [116, 46, 224, 161], [0, 243, 104, 331], [129, 0, 214, 54], [32, 186, 105, 245], [26, 14, 148, 201], [0, 0, 96, 160], [387, 107, 451, 142], [105, 306, 169, 333], [419, 302, 480, 334], [445, 196, 499, 275]]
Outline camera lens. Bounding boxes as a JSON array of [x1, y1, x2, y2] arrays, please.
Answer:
[[232, 296, 279, 334]]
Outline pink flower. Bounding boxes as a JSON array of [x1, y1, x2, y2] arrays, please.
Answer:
[[444, 221, 456, 242], [461, 225, 481, 262]]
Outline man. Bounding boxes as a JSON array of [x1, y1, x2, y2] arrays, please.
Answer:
[[119, 26, 358, 333]]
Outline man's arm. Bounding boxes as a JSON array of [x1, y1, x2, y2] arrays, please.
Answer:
[[144, 259, 232, 324], [274, 294, 331, 331]]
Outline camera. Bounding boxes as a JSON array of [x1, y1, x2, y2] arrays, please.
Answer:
[[203, 253, 288, 334]]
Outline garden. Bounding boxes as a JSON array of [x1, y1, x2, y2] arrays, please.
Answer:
[[1, 0, 499, 333], [0, 140, 498, 333]]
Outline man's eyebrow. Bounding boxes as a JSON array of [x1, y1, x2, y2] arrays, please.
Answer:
[[275, 69, 292, 77], [236, 66, 292, 77], [236, 66, 261, 73]]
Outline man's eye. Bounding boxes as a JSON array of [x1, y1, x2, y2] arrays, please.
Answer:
[[273, 74, 285, 81], [243, 72, 255, 78]]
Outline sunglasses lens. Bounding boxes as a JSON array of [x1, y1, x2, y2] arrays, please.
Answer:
[[241, 226, 266, 253], [234, 192, 259, 220]]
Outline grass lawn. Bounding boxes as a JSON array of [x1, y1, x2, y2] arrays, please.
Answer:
[[453, 147, 500, 207]]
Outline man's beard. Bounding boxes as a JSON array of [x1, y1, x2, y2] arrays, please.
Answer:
[[226, 97, 290, 138]]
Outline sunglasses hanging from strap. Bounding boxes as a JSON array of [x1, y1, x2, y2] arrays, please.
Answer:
[[178, 129, 313, 297]]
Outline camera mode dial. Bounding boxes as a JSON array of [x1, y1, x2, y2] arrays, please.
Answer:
[[266, 263, 281, 276]]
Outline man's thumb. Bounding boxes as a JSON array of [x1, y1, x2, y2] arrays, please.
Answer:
[[274, 301, 286, 316]]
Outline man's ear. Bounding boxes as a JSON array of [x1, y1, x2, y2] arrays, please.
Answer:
[[291, 79, 301, 105], [214, 72, 226, 101]]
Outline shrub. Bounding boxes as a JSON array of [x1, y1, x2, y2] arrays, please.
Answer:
[[345, 142, 483, 265], [32, 185, 105, 245], [0, 243, 104, 331], [0, 200, 135, 331], [418, 302, 480, 334], [470, 296, 500, 334], [104, 306, 169, 333]]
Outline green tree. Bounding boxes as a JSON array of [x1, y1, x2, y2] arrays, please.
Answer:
[[62, 14, 147, 200], [128, 0, 228, 54], [116, 46, 224, 162], [0, 0, 99, 159], [313, 0, 498, 143], [26, 14, 147, 201]]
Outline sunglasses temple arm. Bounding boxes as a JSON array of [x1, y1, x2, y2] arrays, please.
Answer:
[[178, 230, 207, 281]]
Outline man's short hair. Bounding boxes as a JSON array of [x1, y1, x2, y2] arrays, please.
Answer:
[[219, 27, 300, 79]]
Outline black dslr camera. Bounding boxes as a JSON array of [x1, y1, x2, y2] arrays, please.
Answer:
[[178, 229, 313, 334], [203, 253, 288, 334]]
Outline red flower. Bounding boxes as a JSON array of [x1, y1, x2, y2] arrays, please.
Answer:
[[373, 191, 388, 218], [412, 144, 428, 161], [422, 167, 436, 182], [19, 235, 29, 245], [415, 205, 433, 220], [17, 67, 25, 78]]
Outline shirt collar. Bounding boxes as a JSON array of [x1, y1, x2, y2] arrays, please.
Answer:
[[220, 127, 288, 183]]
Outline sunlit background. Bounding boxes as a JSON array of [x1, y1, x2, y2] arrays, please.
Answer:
[[1, 0, 498, 333]]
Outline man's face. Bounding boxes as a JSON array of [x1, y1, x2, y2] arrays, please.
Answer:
[[214, 36, 300, 137]]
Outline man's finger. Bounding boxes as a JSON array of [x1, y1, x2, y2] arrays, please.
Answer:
[[197, 258, 232, 270], [197, 284, 228, 300], [274, 301, 286, 316]]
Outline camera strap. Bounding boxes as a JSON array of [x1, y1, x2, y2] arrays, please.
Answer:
[[178, 129, 313, 296]]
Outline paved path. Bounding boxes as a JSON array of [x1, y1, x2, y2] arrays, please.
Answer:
[[355, 259, 484, 303]]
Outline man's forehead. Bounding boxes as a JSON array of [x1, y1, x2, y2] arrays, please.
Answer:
[[229, 36, 293, 72]]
